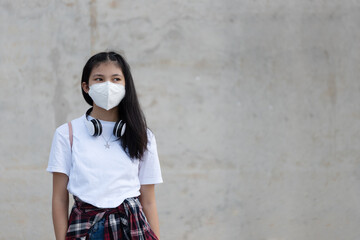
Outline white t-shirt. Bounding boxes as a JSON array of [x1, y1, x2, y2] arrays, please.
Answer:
[[46, 114, 163, 208]]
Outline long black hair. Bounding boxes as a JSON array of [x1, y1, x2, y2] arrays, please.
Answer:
[[81, 51, 148, 160]]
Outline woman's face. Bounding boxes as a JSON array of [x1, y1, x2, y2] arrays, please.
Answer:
[[82, 61, 125, 93]]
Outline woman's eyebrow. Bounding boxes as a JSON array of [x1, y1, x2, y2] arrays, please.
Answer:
[[92, 74, 123, 77], [112, 74, 123, 77]]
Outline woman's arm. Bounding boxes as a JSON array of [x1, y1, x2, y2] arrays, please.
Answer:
[[139, 184, 160, 239], [52, 172, 69, 240]]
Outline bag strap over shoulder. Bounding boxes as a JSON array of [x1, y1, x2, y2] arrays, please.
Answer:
[[68, 122, 73, 150]]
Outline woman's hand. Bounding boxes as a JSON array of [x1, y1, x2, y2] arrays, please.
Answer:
[[52, 172, 69, 240], [139, 184, 160, 239]]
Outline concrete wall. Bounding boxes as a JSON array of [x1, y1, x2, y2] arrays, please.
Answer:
[[0, 0, 359, 239]]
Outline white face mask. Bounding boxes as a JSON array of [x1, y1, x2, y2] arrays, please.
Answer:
[[88, 81, 125, 110]]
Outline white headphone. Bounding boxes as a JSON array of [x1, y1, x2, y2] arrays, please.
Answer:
[[85, 107, 126, 137]]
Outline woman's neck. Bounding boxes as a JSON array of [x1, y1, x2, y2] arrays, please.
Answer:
[[89, 105, 120, 122]]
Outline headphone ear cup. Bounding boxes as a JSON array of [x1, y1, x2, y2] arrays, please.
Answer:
[[86, 119, 102, 136], [84, 107, 103, 137], [93, 119, 102, 136], [114, 120, 126, 137], [85, 119, 96, 136], [120, 123, 126, 137]]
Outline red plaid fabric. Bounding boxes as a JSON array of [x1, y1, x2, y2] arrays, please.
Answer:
[[65, 195, 158, 240]]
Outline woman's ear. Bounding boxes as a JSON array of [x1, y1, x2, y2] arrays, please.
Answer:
[[81, 82, 89, 93]]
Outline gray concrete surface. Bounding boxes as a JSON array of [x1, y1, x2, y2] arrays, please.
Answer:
[[0, 0, 360, 239]]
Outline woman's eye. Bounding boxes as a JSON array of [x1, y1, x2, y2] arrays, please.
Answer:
[[95, 78, 102, 81], [114, 78, 121, 81]]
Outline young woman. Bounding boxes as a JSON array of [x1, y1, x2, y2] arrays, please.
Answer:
[[47, 51, 163, 240]]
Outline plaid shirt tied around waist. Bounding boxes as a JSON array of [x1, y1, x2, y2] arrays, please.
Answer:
[[65, 195, 158, 240]]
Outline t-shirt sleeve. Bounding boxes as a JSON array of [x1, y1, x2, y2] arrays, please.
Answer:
[[46, 124, 72, 177], [138, 129, 163, 185]]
